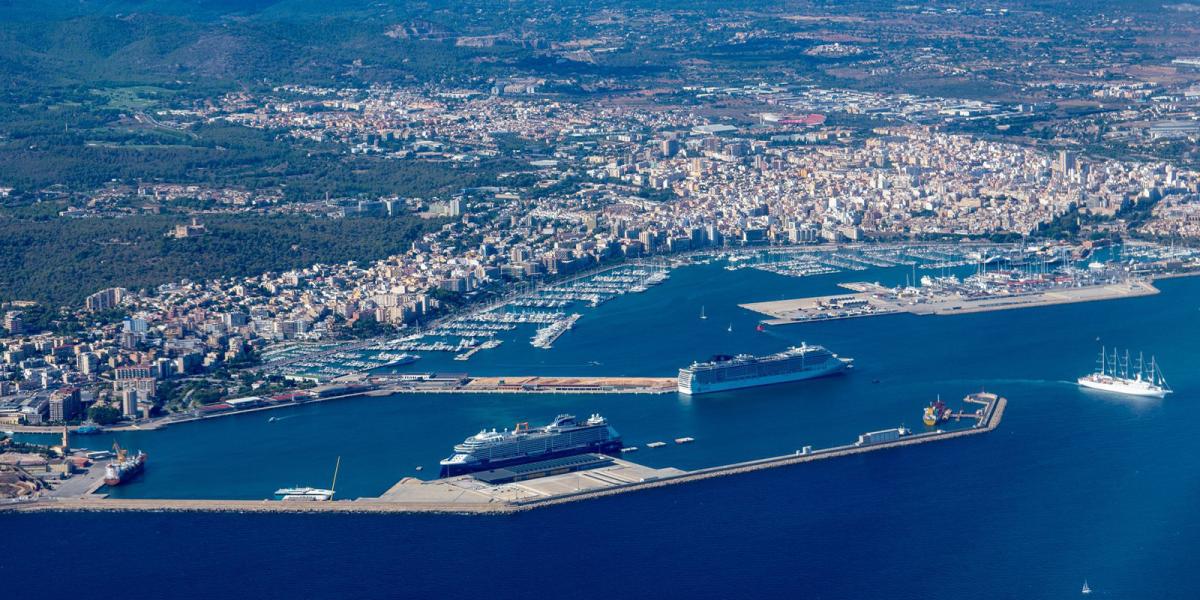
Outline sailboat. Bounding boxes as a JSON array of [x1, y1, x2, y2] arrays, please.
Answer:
[[700, 306, 707, 320], [726, 322, 733, 333], [1077, 346, 1171, 398], [1081, 580, 1091, 595]]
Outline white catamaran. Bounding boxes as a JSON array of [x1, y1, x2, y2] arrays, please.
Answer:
[[275, 456, 341, 501], [1078, 347, 1172, 398]]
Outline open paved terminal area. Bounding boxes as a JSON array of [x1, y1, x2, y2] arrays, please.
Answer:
[[743, 280, 1159, 325], [372, 456, 685, 507], [6, 395, 1005, 515]]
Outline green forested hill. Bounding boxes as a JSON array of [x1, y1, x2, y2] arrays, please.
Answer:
[[0, 213, 443, 306]]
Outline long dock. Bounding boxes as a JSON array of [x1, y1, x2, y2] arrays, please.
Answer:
[[503, 393, 1006, 511], [459, 376, 675, 394], [743, 280, 1158, 325], [5, 375, 678, 436], [7, 395, 1006, 515]]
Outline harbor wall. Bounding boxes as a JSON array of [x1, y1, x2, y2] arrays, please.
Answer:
[[506, 396, 1005, 511], [7, 397, 1005, 516]]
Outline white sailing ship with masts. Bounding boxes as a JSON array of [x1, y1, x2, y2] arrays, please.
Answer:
[[1077, 347, 1172, 398]]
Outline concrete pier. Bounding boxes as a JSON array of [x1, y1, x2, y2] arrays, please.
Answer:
[[6, 395, 1007, 515], [4, 375, 677, 436], [458, 376, 675, 394], [743, 280, 1158, 325]]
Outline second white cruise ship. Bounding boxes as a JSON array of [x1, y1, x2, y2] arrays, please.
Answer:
[[677, 343, 852, 395], [439, 414, 621, 477]]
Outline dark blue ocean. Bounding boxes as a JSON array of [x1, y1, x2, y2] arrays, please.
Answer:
[[6, 259, 1200, 599]]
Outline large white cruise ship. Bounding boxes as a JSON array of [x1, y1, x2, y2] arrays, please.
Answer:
[[1077, 347, 1171, 398], [677, 343, 852, 395], [439, 414, 621, 477]]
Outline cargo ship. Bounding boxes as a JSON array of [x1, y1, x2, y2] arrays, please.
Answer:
[[677, 343, 852, 395], [103, 442, 147, 486], [854, 427, 910, 447], [1078, 347, 1171, 398], [922, 397, 952, 426], [440, 414, 621, 477]]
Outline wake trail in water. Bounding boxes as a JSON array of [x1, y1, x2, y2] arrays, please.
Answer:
[[935, 378, 1077, 388]]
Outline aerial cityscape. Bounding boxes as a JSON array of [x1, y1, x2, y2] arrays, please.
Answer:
[[3, 1, 1200, 598]]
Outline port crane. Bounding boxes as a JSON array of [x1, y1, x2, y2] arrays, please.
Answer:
[[330, 456, 341, 500]]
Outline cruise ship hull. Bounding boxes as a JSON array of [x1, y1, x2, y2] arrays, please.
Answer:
[[1077, 377, 1169, 398], [678, 359, 849, 395], [440, 440, 623, 478]]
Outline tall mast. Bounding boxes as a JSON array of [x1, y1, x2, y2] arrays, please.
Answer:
[[1152, 356, 1167, 388], [330, 456, 341, 496]]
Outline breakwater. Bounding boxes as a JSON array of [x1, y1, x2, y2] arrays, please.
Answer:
[[7, 395, 1005, 515], [510, 395, 1005, 511]]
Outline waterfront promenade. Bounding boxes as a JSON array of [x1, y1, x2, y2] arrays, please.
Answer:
[[2, 376, 676, 435]]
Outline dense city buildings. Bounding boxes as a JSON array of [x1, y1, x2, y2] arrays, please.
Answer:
[[4, 0, 1200, 426], [6, 3, 1200, 597], [4, 71, 1200, 425]]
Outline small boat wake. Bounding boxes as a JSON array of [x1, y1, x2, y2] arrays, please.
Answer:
[[755, 328, 791, 341], [937, 378, 1073, 389], [267, 414, 301, 423]]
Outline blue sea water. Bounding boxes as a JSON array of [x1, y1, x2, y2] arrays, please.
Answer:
[[6, 260, 1200, 598]]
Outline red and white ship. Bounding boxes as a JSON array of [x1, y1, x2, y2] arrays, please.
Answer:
[[104, 442, 147, 486]]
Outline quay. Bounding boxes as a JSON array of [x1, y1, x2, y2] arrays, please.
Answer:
[[6, 394, 1006, 515], [366, 374, 676, 395], [457, 375, 674, 394], [742, 279, 1159, 325], [7, 375, 677, 435]]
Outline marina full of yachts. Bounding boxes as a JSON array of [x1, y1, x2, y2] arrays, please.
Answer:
[[725, 243, 1071, 279], [261, 242, 1200, 384], [265, 264, 672, 381]]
